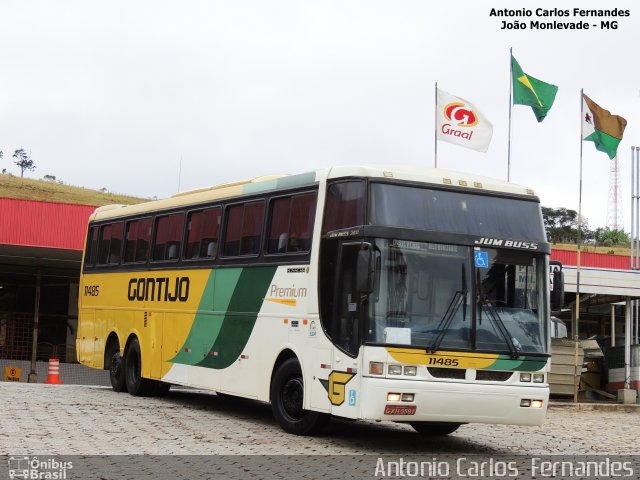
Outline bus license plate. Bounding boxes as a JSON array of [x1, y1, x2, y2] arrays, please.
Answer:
[[384, 405, 416, 415]]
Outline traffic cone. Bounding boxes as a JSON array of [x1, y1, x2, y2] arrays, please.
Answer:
[[44, 358, 63, 385]]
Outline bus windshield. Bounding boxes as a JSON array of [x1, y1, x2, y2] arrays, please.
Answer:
[[370, 183, 546, 241], [365, 239, 548, 355]]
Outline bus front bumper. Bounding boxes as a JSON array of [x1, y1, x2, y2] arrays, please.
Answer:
[[359, 377, 549, 426]]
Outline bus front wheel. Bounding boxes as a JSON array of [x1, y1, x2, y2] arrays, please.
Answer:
[[409, 422, 461, 436], [124, 337, 156, 396], [270, 358, 328, 435]]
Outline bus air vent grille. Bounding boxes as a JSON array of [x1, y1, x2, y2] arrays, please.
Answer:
[[475, 370, 513, 382], [427, 367, 466, 379]]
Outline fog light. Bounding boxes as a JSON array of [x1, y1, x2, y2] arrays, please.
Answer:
[[387, 392, 401, 402], [520, 399, 531, 407], [388, 365, 402, 375], [401, 393, 415, 402], [403, 366, 417, 376], [533, 373, 545, 383], [520, 373, 532, 382], [369, 362, 384, 375], [531, 400, 544, 409]]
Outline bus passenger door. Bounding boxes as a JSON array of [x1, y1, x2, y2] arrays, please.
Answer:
[[328, 242, 366, 419]]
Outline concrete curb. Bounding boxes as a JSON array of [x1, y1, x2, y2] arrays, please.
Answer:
[[549, 401, 640, 412]]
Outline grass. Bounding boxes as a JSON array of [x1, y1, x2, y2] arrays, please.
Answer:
[[0, 174, 148, 206], [552, 242, 631, 256]]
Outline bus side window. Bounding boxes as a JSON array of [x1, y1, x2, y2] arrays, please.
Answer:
[[185, 207, 221, 260], [223, 201, 264, 257], [84, 226, 98, 267], [322, 181, 365, 235], [267, 192, 316, 254], [124, 217, 152, 263], [97, 222, 124, 265], [152, 213, 185, 262]]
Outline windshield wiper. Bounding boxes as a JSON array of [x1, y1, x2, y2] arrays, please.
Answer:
[[429, 264, 467, 353], [478, 296, 521, 358]]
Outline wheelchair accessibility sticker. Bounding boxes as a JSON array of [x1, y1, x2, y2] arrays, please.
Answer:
[[474, 251, 489, 268], [348, 389, 357, 406]]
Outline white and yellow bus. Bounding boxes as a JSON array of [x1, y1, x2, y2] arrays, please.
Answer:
[[78, 166, 559, 435]]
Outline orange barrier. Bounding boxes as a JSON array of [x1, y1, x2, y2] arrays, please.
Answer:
[[44, 358, 63, 385]]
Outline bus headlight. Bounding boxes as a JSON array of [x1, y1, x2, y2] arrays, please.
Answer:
[[401, 393, 415, 402], [533, 373, 545, 383], [369, 362, 384, 375], [387, 392, 401, 402], [519, 373, 532, 382], [388, 365, 402, 375], [531, 400, 544, 408], [403, 366, 417, 376]]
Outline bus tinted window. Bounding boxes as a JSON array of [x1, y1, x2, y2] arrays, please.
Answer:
[[370, 183, 546, 242], [185, 207, 221, 259], [321, 181, 365, 234], [124, 217, 152, 263], [152, 213, 184, 261], [98, 222, 124, 265], [223, 201, 265, 257], [267, 193, 316, 254], [84, 226, 98, 266]]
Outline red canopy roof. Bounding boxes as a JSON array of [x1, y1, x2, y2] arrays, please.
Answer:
[[0, 198, 96, 251]]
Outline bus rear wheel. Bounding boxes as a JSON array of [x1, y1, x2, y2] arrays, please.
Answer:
[[270, 358, 328, 435], [110, 352, 127, 392], [409, 422, 461, 436], [124, 337, 156, 396]]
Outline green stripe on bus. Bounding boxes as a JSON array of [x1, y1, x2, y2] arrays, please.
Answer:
[[242, 171, 316, 195], [169, 268, 243, 365], [488, 355, 547, 372], [196, 266, 277, 369]]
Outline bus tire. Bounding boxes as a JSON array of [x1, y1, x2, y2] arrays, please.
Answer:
[[409, 422, 461, 436], [109, 352, 127, 392], [270, 358, 328, 435], [124, 337, 155, 396]]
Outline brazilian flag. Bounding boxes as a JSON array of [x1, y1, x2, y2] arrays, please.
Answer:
[[511, 55, 558, 122]]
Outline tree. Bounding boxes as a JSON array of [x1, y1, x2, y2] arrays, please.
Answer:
[[597, 228, 629, 246], [13, 149, 36, 177], [541, 207, 583, 244]]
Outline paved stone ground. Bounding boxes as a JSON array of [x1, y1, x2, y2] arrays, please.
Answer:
[[0, 383, 638, 456]]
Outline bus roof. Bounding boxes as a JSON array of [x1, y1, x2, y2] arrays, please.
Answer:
[[90, 165, 538, 222]]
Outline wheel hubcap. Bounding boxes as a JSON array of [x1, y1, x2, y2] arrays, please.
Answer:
[[281, 377, 304, 419]]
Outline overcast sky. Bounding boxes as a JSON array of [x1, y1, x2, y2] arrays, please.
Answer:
[[1, 0, 638, 230]]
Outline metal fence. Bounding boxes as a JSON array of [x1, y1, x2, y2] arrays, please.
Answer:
[[0, 311, 75, 362], [0, 310, 110, 385]]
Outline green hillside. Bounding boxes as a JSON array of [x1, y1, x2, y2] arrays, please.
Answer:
[[0, 174, 148, 206]]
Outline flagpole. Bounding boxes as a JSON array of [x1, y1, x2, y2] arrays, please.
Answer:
[[435, 81, 438, 168], [507, 47, 513, 182], [574, 88, 584, 403]]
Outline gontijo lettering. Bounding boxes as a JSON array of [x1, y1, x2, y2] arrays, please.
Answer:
[[127, 277, 189, 302]]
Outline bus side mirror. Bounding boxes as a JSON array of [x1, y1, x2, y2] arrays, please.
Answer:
[[356, 243, 374, 294], [550, 262, 564, 312]]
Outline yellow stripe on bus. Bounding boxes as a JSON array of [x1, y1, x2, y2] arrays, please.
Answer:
[[264, 297, 297, 307], [387, 347, 499, 369]]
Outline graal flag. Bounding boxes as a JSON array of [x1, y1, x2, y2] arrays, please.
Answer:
[[436, 88, 493, 153]]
